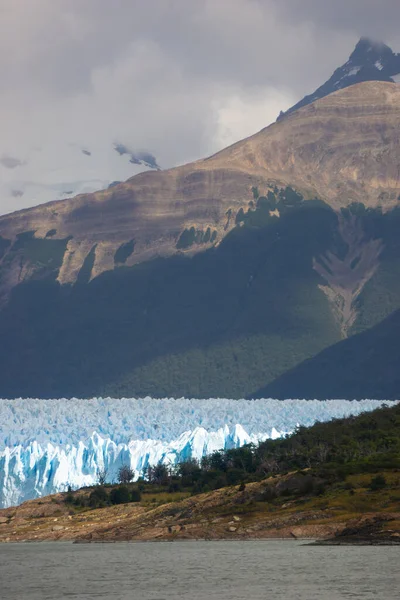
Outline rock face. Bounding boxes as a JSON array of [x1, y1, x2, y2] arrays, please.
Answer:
[[1, 81, 400, 301], [279, 37, 400, 119]]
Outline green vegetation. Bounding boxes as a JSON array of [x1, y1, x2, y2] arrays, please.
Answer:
[[0, 236, 11, 259], [176, 227, 217, 249], [114, 240, 135, 264], [0, 199, 345, 398], [369, 475, 387, 491], [235, 187, 325, 228], [66, 403, 400, 509], [2, 194, 400, 399], [258, 307, 400, 399], [76, 244, 97, 284], [170, 402, 400, 493], [251, 186, 259, 200], [66, 484, 142, 509], [10, 230, 71, 273]]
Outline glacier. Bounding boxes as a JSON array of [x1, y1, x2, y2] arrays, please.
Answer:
[[0, 397, 395, 508]]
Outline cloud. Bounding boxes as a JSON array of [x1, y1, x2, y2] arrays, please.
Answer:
[[0, 0, 399, 215], [114, 144, 160, 170], [0, 155, 25, 169], [276, 1, 400, 41]]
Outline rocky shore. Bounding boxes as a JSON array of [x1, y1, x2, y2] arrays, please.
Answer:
[[1, 473, 399, 545]]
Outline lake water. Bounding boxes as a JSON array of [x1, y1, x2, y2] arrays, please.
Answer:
[[0, 540, 398, 599]]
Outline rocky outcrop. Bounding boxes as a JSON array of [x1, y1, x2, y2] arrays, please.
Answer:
[[314, 214, 383, 337], [1, 473, 399, 544]]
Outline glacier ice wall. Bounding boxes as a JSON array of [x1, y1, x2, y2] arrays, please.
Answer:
[[0, 397, 395, 508]]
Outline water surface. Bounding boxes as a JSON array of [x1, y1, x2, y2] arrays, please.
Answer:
[[0, 540, 398, 599]]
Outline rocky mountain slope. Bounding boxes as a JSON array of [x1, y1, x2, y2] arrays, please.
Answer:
[[279, 37, 400, 119], [1, 81, 400, 397], [1, 81, 400, 297]]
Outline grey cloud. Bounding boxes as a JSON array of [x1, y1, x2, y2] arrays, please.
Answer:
[[1, 1, 400, 216], [276, 1, 400, 40], [11, 190, 24, 198], [0, 155, 24, 169], [1, 2, 400, 97]]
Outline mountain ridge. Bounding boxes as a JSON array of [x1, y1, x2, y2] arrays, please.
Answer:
[[1, 81, 400, 300], [278, 37, 400, 119]]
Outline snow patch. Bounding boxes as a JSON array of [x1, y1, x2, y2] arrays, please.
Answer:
[[346, 66, 361, 77]]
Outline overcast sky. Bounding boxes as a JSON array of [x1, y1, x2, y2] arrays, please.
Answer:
[[1, 0, 400, 215]]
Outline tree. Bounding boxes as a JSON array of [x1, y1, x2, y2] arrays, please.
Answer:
[[96, 467, 108, 485], [369, 475, 387, 491], [209, 451, 227, 472], [176, 459, 201, 486], [118, 464, 135, 484], [146, 461, 169, 484]]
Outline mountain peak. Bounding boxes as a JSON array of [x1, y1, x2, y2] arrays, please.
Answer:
[[349, 37, 395, 66], [279, 38, 400, 120], [353, 36, 388, 52]]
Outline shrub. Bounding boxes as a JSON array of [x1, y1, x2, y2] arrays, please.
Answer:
[[89, 486, 109, 508], [130, 488, 142, 503], [64, 492, 74, 504], [369, 475, 387, 491], [110, 486, 131, 505], [168, 481, 182, 493]]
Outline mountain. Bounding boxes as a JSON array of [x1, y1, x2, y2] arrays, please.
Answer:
[[256, 308, 400, 400], [1, 81, 400, 398], [279, 37, 400, 119]]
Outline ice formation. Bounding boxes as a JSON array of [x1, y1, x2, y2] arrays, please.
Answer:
[[0, 397, 395, 508]]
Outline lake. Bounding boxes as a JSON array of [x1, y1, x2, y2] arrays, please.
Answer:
[[0, 540, 398, 599]]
